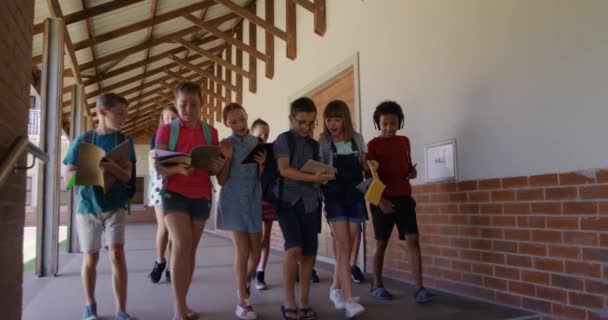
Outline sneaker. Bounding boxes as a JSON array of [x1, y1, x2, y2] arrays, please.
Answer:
[[165, 268, 171, 282], [116, 311, 133, 320], [149, 261, 166, 283], [311, 269, 320, 283], [345, 298, 365, 318], [255, 271, 268, 290], [370, 286, 394, 300], [413, 287, 435, 304], [82, 304, 98, 320], [329, 288, 346, 309], [350, 265, 365, 283], [235, 302, 257, 320]]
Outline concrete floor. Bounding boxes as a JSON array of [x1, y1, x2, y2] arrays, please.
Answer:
[[22, 224, 537, 320]]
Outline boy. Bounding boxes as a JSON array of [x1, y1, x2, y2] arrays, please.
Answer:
[[367, 100, 434, 304], [274, 97, 335, 320], [63, 93, 136, 320]]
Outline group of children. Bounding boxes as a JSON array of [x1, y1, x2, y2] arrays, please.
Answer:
[[64, 81, 434, 320]]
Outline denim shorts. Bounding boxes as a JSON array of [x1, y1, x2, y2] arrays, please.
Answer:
[[324, 199, 366, 224], [162, 191, 211, 221], [277, 200, 319, 256]]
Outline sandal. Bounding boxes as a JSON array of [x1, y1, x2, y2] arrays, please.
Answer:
[[280, 305, 298, 320], [299, 307, 317, 320]]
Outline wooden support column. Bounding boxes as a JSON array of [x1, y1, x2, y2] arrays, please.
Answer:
[[248, 19, 257, 93], [215, 64, 222, 122], [37, 18, 64, 277], [67, 84, 84, 254], [286, 0, 297, 60], [265, 0, 274, 78], [235, 27, 244, 104], [225, 45, 233, 103], [314, 0, 326, 36]]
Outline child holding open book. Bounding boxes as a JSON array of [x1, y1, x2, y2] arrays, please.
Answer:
[[63, 93, 136, 320]]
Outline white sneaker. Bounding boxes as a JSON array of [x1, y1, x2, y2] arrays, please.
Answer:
[[235, 302, 257, 320], [330, 288, 346, 309], [345, 298, 365, 318]]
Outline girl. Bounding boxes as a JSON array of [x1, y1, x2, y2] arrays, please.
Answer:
[[148, 105, 177, 283], [217, 104, 266, 320], [155, 82, 226, 320], [250, 119, 276, 291], [318, 100, 365, 318]]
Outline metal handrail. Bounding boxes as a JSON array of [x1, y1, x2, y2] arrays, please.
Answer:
[[0, 136, 48, 189]]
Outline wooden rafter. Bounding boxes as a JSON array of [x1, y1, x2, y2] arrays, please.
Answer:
[[174, 38, 249, 78], [292, 0, 314, 12], [235, 26, 243, 104], [212, 0, 287, 40], [34, 0, 147, 35], [169, 55, 239, 92], [265, 0, 274, 78], [286, 0, 297, 60], [182, 13, 266, 62], [249, 17, 257, 93], [176, 8, 210, 82], [47, 0, 83, 84]]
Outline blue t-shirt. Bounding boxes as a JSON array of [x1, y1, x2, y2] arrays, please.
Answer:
[[63, 131, 137, 214]]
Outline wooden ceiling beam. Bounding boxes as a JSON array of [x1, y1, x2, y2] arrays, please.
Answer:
[[47, 0, 83, 84], [182, 12, 266, 62], [211, 0, 287, 41], [292, 0, 314, 12], [169, 55, 239, 92], [34, 0, 147, 35], [174, 38, 249, 78]]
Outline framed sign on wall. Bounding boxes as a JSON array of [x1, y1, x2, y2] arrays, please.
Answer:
[[425, 139, 457, 182]]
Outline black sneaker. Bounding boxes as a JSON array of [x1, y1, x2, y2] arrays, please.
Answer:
[[255, 271, 268, 290], [351, 265, 365, 283], [149, 261, 166, 283], [165, 269, 171, 282], [311, 269, 320, 283]]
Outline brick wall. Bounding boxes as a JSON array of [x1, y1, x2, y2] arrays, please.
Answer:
[[362, 169, 608, 320], [0, 1, 35, 319]]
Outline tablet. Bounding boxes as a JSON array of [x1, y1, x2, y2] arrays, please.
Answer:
[[242, 143, 273, 164]]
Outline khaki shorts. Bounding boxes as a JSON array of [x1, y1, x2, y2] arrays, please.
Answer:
[[76, 209, 126, 253]]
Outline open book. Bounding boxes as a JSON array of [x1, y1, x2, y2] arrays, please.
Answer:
[[75, 140, 130, 193], [300, 160, 338, 174], [155, 146, 222, 170]]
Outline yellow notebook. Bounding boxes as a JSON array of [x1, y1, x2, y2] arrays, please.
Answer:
[[365, 161, 386, 206]]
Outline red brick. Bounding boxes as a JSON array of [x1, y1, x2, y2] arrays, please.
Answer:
[[585, 279, 608, 295], [504, 203, 531, 215], [459, 227, 481, 237], [583, 248, 608, 262], [492, 240, 518, 253], [457, 180, 478, 191], [531, 202, 562, 215], [462, 273, 482, 286], [597, 169, 608, 183], [479, 178, 501, 190], [461, 250, 482, 261], [480, 204, 503, 214], [533, 257, 564, 273], [519, 243, 547, 256], [601, 234, 608, 247], [535, 285, 568, 303], [468, 191, 490, 202], [451, 261, 472, 272], [565, 261, 601, 277], [448, 193, 467, 203], [481, 252, 505, 264], [548, 245, 580, 259], [568, 292, 605, 309], [531, 230, 562, 243], [480, 228, 503, 239], [429, 194, 450, 203], [450, 238, 469, 248], [507, 254, 532, 268], [529, 173, 559, 187], [504, 229, 531, 241], [491, 190, 515, 201], [563, 232, 599, 246], [551, 274, 584, 290], [483, 276, 507, 290], [492, 216, 516, 227], [471, 264, 493, 276], [546, 217, 578, 229], [522, 297, 552, 314], [509, 281, 536, 295], [600, 201, 608, 215], [469, 216, 490, 226], [495, 292, 522, 307], [563, 201, 598, 215], [580, 185, 608, 199], [581, 217, 608, 231], [551, 304, 587, 320], [517, 216, 546, 228], [439, 204, 459, 214], [502, 176, 529, 189], [516, 189, 545, 201], [470, 239, 493, 250], [449, 214, 468, 224], [545, 187, 578, 200], [559, 172, 596, 185], [458, 203, 479, 214], [494, 266, 520, 280]]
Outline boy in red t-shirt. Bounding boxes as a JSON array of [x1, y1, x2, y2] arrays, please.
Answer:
[[155, 82, 226, 320], [366, 101, 435, 304]]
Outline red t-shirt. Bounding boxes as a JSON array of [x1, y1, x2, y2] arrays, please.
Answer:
[[155, 118, 219, 199], [367, 135, 413, 196]]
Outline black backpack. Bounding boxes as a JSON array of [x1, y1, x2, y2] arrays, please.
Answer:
[[83, 130, 137, 199]]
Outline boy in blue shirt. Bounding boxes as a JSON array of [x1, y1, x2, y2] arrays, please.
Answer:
[[63, 93, 136, 320]]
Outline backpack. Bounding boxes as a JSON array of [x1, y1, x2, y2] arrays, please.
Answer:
[[265, 131, 320, 210], [83, 130, 137, 199]]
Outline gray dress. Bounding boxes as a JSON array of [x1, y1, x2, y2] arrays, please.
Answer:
[[217, 133, 262, 233]]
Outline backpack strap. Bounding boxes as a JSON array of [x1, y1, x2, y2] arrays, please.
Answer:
[[168, 119, 180, 151], [277, 131, 298, 210], [201, 120, 212, 145]]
